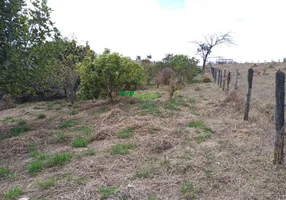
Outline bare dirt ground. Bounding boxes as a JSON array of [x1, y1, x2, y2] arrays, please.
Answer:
[[1, 62, 286, 200]]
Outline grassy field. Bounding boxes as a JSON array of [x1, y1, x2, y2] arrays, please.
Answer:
[[1, 62, 286, 200]]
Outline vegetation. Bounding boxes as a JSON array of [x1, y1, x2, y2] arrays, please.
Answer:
[[36, 178, 56, 189], [38, 114, 47, 119], [71, 137, 88, 148], [99, 186, 119, 199], [110, 143, 137, 155], [59, 120, 78, 129], [117, 128, 135, 139], [0, 167, 9, 178], [3, 186, 23, 200]]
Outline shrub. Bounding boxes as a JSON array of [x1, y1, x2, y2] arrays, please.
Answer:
[[78, 51, 145, 102]]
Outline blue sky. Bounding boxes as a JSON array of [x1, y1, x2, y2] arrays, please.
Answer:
[[47, 0, 286, 63]]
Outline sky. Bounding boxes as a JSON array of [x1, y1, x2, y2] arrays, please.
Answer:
[[47, 0, 286, 64]]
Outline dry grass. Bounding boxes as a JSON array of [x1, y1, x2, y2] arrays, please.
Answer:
[[1, 68, 286, 199]]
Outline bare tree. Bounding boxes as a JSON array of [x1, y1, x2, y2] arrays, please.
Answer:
[[192, 32, 235, 72]]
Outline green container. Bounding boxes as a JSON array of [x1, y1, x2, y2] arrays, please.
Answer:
[[119, 91, 134, 97]]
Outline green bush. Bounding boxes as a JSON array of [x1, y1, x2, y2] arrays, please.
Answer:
[[78, 51, 145, 102]]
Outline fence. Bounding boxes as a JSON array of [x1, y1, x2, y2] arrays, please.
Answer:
[[210, 65, 285, 164]]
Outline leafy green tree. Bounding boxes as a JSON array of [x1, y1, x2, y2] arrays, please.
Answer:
[[78, 51, 145, 102], [0, 0, 60, 98]]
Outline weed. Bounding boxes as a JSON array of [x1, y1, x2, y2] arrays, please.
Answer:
[[99, 186, 119, 199], [203, 168, 213, 178], [69, 110, 79, 115], [140, 100, 161, 116], [4, 186, 23, 200], [74, 126, 93, 137], [9, 121, 31, 138], [28, 160, 44, 176], [47, 153, 73, 167], [33, 106, 43, 110], [66, 175, 86, 185], [0, 167, 9, 178], [110, 143, 137, 155], [133, 93, 161, 99], [52, 132, 69, 142], [195, 131, 211, 144], [72, 137, 88, 148], [29, 143, 40, 158], [163, 99, 181, 111], [47, 104, 53, 110], [148, 195, 157, 200], [181, 181, 194, 196], [117, 128, 135, 139], [38, 114, 46, 119], [37, 178, 56, 189], [78, 148, 96, 157], [59, 120, 78, 129], [135, 167, 152, 179], [95, 106, 109, 114], [72, 105, 80, 109], [188, 121, 211, 133]]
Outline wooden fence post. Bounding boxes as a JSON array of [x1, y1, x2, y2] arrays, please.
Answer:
[[234, 69, 238, 89], [274, 70, 285, 164], [243, 68, 254, 121], [214, 69, 217, 83], [222, 69, 226, 91], [219, 70, 223, 88], [217, 70, 220, 86], [227, 71, 231, 91]]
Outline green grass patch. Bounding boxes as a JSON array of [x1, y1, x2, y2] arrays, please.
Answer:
[[28, 160, 44, 176], [73, 126, 93, 137], [99, 186, 119, 199], [28, 152, 73, 176], [95, 105, 110, 114], [195, 131, 212, 144], [59, 120, 78, 129], [110, 143, 137, 155], [4, 120, 31, 139], [4, 186, 23, 200], [28, 143, 40, 158], [117, 128, 135, 139], [181, 182, 194, 195], [188, 121, 211, 133], [33, 106, 44, 110], [135, 167, 153, 179], [0, 167, 9, 178], [148, 195, 157, 200], [36, 178, 56, 189], [46, 153, 73, 167], [52, 131, 70, 142], [133, 93, 161, 99], [69, 110, 79, 115], [72, 137, 88, 148], [72, 105, 80, 109], [47, 104, 54, 110], [66, 175, 87, 185], [76, 148, 96, 158], [139, 100, 161, 116], [38, 114, 46, 119]]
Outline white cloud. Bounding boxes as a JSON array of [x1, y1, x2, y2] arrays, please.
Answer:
[[47, 0, 286, 63]]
